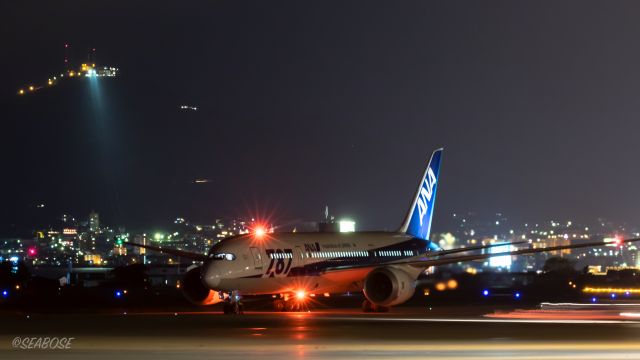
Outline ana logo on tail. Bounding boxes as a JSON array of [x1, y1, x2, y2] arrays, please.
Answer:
[[399, 148, 443, 241], [416, 167, 437, 226]]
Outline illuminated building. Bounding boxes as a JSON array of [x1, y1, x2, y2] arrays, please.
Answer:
[[89, 211, 100, 233], [488, 242, 512, 269]]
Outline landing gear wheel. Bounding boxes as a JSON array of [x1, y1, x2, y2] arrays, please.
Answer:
[[223, 302, 231, 314], [362, 300, 390, 313], [223, 301, 243, 314], [374, 305, 390, 313], [285, 300, 297, 312], [362, 299, 375, 312], [273, 299, 286, 312]]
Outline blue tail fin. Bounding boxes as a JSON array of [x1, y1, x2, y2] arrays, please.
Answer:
[[399, 148, 443, 241]]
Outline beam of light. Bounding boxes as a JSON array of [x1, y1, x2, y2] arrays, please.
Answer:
[[87, 66, 123, 222], [583, 287, 640, 294], [541, 302, 640, 307], [620, 312, 640, 318], [340, 317, 640, 325]]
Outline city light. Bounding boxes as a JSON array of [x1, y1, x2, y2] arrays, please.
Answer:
[[339, 220, 356, 233]]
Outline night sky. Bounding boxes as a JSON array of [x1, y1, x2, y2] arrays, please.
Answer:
[[2, 1, 640, 234]]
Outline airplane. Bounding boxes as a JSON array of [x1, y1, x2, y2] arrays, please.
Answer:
[[127, 148, 640, 314]]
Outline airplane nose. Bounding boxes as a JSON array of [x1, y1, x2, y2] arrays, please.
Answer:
[[202, 261, 222, 289]]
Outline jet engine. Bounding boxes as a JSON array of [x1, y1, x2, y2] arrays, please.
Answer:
[[181, 266, 223, 305], [363, 266, 416, 307]]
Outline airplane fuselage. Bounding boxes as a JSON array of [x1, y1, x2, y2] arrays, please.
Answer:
[[202, 231, 436, 295]]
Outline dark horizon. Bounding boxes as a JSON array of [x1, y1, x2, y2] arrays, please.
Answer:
[[3, 1, 640, 234]]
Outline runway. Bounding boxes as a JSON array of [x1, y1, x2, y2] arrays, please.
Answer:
[[2, 306, 640, 359]]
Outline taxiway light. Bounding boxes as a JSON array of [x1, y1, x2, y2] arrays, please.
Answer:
[[2, 290, 8, 298], [514, 292, 521, 299], [446, 279, 458, 290], [482, 289, 490, 297]]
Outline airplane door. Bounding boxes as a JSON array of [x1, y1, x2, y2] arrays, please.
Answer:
[[249, 247, 263, 269], [293, 246, 304, 276], [294, 246, 304, 267]]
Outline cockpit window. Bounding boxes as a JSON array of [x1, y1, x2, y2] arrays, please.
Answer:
[[208, 253, 236, 261]]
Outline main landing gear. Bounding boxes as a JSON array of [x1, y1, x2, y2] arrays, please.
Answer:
[[362, 299, 389, 313], [222, 291, 244, 315], [272, 295, 308, 312]]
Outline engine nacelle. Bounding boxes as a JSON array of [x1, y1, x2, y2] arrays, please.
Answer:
[[181, 267, 224, 305], [363, 267, 416, 307]]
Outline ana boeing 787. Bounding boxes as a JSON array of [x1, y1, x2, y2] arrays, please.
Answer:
[[128, 148, 640, 313]]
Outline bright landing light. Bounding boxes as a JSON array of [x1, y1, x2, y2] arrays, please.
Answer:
[[295, 290, 306, 300]]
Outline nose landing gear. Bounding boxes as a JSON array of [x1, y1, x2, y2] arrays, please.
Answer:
[[222, 291, 244, 315]]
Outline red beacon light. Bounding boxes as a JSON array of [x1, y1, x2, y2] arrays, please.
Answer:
[[254, 226, 266, 237], [27, 247, 37, 257]]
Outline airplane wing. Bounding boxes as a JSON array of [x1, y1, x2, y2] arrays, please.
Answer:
[[426, 240, 527, 257], [404, 237, 640, 268], [321, 237, 640, 273], [124, 242, 208, 261]]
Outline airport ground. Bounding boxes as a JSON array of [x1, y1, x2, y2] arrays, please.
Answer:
[[2, 303, 640, 360]]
